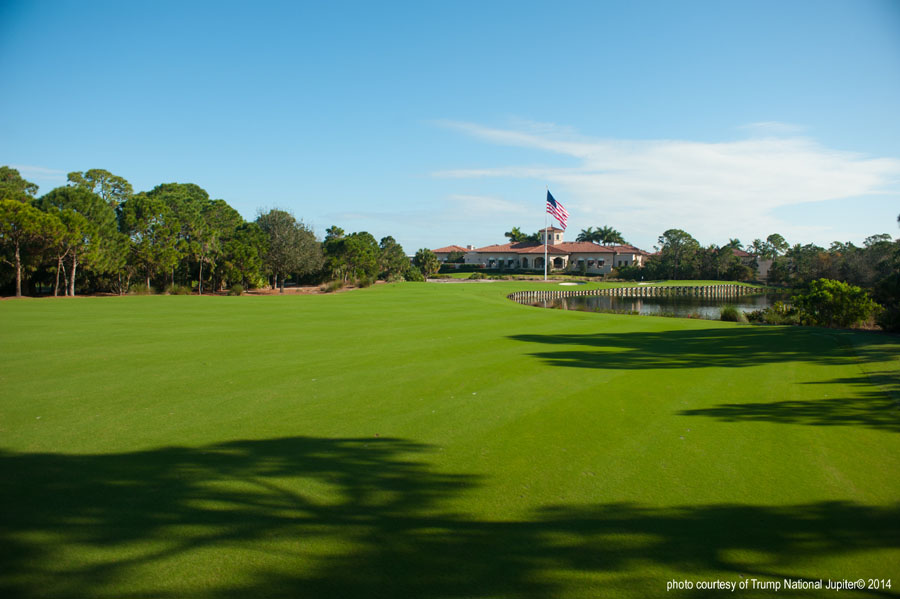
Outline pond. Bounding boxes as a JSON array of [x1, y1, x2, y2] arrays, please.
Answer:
[[520, 290, 791, 320]]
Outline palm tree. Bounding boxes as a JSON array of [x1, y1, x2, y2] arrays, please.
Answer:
[[576, 227, 596, 243], [577, 225, 627, 250], [597, 226, 626, 246], [504, 227, 528, 243], [591, 226, 627, 272]]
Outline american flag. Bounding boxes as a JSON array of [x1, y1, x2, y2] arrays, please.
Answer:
[[546, 191, 568, 230]]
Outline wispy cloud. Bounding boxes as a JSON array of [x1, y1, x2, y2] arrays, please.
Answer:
[[432, 121, 900, 246], [10, 164, 68, 190], [434, 120, 598, 159], [10, 164, 67, 177], [444, 194, 532, 217]]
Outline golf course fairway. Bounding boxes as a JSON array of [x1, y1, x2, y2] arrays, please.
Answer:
[[1, 281, 898, 598]]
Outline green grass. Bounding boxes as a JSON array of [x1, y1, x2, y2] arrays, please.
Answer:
[[1, 282, 898, 598]]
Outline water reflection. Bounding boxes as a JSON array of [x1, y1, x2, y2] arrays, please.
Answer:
[[528, 292, 790, 320]]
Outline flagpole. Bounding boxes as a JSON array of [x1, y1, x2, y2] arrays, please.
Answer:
[[544, 186, 548, 282]]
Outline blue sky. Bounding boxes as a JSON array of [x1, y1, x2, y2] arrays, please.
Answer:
[[2, 0, 899, 253]]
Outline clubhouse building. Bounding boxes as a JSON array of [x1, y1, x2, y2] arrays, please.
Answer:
[[433, 227, 651, 275]]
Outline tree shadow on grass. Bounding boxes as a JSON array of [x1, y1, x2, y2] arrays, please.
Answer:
[[508, 327, 898, 371], [511, 328, 899, 433], [680, 370, 900, 433], [2, 436, 899, 598], [0, 436, 476, 598], [288, 501, 900, 599]]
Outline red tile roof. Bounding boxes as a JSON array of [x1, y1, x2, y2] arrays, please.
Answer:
[[558, 242, 617, 253], [518, 244, 569, 255], [558, 242, 650, 255], [474, 242, 568, 255], [432, 245, 469, 254]]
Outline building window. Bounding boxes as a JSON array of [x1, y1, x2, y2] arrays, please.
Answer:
[[599, 260, 605, 266]]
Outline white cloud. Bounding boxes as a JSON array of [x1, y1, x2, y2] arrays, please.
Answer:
[[432, 121, 900, 247]]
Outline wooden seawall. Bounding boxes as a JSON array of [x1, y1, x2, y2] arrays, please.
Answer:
[[508, 284, 756, 303]]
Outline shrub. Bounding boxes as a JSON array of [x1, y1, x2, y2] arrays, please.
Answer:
[[616, 264, 645, 281], [403, 268, 425, 282], [468, 272, 487, 280], [164, 284, 192, 295], [323, 279, 344, 293], [438, 264, 484, 274], [719, 305, 747, 323], [228, 284, 244, 296], [746, 302, 800, 325], [246, 274, 267, 290], [745, 310, 763, 323], [357, 275, 376, 288], [793, 278, 882, 328], [769, 301, 798, 324], [129, 283, 155, 295]]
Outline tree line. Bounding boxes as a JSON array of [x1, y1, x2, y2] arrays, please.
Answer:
[[504, 222, 897, 291], [0, 166, 435, 297], [622, 229, 761, 282], [592, 225, 899, 331], [502, 221, 898, 330], [618, 228, 898, 290]]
